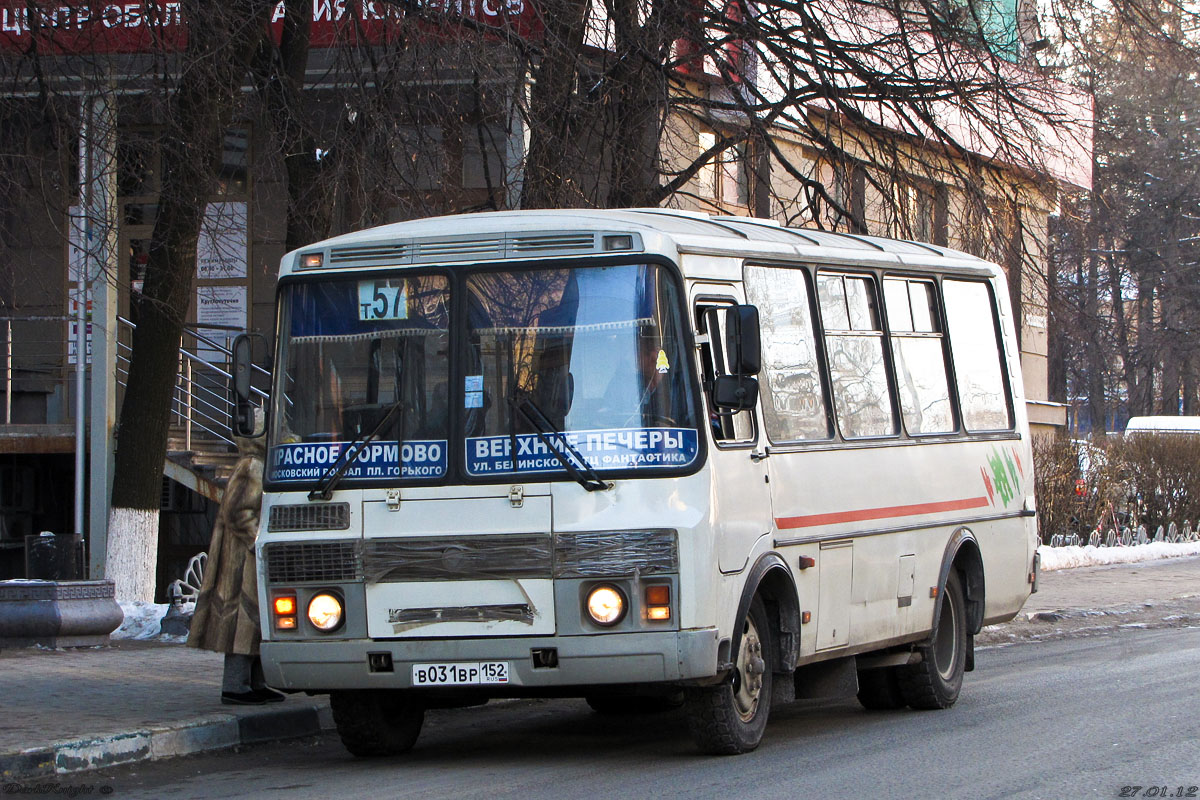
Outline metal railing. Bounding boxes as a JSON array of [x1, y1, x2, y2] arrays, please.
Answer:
[[1, 315, 78, 425], [116, 316, 270, 449], [1049, 520, 1200, 548], [2, 312, 269, 464]]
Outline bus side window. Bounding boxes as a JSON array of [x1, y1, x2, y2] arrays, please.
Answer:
[[943, 279, 1013, 431], [696, 302, 755, 443], [744, 264, 831, 442], [816, 271, 898, 438]]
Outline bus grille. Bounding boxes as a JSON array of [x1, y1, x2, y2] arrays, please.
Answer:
[[554, 529, 678, 578], [358, 529, 679, 583], [268, 502, 351, 532], [363, 535, 551, 583], [264, 541, 361, 583]]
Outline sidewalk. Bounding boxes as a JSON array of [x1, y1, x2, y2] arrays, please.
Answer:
[[1023, 554, 1200, 616], [0, 642, 332, 780], [2, 554, 1199, 780]]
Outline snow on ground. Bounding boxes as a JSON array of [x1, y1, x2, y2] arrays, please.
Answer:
[[1038, 541, 1200, 571], [112, 601, 168, 639], [113, 600, 190, 642]]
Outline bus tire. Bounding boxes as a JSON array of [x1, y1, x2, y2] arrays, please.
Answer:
[[330, 690, 425, 757], [897, 570, 967, 710], [684, 596, 773, 755], [856, 667, 906, 710]]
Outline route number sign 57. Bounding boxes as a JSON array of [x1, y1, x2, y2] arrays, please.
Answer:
[[358, 280, 408, 321]]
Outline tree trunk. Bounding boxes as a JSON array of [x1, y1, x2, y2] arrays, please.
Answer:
[[1084, 207, 1107, 432], [521, 0, 591, 208], [265, 0, 334, 252], [603, 0, 672, 208], [107, 0, 272, 602]]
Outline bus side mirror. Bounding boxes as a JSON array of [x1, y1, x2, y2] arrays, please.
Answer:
[[712, 374, 759, 411], [724, 305, 761, 376], [231, 333, 265, 438]]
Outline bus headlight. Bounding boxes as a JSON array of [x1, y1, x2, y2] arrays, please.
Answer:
[[585, 584, 627, 627], [307, 592, 344, 632]]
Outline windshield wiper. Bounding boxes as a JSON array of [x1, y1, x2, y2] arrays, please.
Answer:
[[308, 400, 404, 501], [509, 394, 610, 493]]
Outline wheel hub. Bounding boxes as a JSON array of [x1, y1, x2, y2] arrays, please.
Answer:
[[933, 589, 959, 681], [733, 617, 765, 721]]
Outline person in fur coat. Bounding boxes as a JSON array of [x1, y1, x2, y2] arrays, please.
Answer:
[[187, 415, 284, 705]]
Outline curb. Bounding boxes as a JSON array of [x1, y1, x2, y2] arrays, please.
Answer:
[[0, 702, 333, 780]]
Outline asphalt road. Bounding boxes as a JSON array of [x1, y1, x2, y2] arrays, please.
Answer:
[[67, 625, 1200, 800]]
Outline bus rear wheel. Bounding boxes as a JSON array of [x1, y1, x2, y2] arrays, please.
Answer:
[[330, 690, 425, 757], [684, 596, 773, 755], [897, 570, 967, 710]]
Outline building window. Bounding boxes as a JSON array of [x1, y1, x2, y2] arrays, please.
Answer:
[[894, 182, 935, 242], [462, 122, 505, 190], [218, 128, 249, 195], [697, 132, 718, 199], [696, 131, 749, 207], [394, 126, 444, 191], [827, 161, 866, 233]]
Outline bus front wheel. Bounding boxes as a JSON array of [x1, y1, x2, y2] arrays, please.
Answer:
[[898, 570, 967, 710], [684, 596, 773, 755], [330, 690, 425, 757]]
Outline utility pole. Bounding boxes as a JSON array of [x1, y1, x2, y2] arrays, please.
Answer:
[[80, 85, 119, 579]]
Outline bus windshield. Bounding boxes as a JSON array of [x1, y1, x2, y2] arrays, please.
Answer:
[[463, 264, 700, 478], [266, 263, 700, 487], [267, 273, 452, 485]]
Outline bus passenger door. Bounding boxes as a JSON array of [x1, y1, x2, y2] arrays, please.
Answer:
[[693, 285, 772, 574]]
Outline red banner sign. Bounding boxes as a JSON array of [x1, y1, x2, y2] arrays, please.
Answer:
[[0, 0, 540, 54]]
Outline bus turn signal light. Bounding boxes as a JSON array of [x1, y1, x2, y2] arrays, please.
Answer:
[[645, 585, 670, 621], [274, 595, 296, 615], [274, 594, 298, 631]]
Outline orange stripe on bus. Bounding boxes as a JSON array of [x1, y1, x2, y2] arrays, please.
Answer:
[[774, 496, 991, 529]]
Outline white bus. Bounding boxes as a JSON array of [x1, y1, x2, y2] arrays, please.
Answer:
[[237, 209, 1038, 756]]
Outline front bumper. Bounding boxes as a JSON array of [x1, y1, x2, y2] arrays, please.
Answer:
[[261, 627, 720, 692]]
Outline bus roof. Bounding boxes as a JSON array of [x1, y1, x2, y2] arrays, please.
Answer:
[[280, 208, 997, 279]]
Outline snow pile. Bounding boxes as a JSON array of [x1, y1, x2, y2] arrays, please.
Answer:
[[112, 601, 191, 641], [1039, 541, 1200, 571]]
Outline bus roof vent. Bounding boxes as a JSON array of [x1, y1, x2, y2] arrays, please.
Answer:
[[413, 236, 506, 262], [328, 243, 410, 264], [319, 230, 643, 269], [509, 232, 598, 254]]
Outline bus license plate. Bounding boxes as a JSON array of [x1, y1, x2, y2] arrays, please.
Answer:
[[411, 662, 509, 686]]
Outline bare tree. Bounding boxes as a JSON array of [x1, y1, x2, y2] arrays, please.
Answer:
[[1048, 0, 1200, 430], [0, 0, 1100, 597], [105, 0, 274, 601]]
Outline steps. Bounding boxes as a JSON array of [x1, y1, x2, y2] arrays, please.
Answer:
[[164, 427, 238, 504]]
